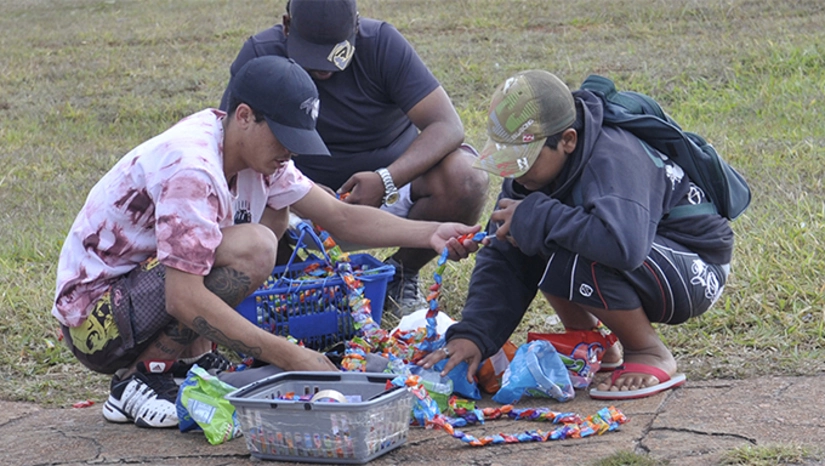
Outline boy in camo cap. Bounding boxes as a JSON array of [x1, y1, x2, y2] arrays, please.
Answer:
[[421, 70, 734, 400]]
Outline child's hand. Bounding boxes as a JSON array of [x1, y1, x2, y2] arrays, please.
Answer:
[[490, 198, 521, 247], [418, 338, 482, 383]]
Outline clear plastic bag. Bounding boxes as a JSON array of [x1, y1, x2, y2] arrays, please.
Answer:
[[492, 340, 575, 404], [528, 326, 618, 388]]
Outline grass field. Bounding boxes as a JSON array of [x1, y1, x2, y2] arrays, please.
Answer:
[[1, 0, 824, 423]]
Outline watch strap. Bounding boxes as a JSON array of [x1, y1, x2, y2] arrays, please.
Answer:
[[375, 168, 398, 204]]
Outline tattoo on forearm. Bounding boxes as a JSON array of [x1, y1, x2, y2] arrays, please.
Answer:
[[204, 266, 252, 307], [191, 316, 262, 358]]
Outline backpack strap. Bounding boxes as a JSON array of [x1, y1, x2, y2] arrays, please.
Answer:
[[571, 171, 719, 221], [574, 181, 717, 220], [666, 202, 718, 220], [581, 75, 667, 120]]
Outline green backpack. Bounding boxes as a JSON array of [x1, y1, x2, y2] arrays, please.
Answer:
[[580, 74, 751, 220]]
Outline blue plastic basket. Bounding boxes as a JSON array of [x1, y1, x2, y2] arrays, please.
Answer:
[[235, 223, 395, 350]]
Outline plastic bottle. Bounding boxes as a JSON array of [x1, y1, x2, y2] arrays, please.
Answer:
[[409, 365, 453, 412]]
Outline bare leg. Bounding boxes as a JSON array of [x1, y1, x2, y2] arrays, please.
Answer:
[[177, 340, 214, 360], [544, 293, 677, 392], [127, 224, 277, 375], [542, 292, 622, 365]]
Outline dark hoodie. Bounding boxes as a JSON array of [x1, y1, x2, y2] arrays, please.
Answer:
[[446, 90, 734, 360]]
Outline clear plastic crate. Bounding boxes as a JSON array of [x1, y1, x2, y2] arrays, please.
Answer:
[[225, 372, 412, 464]]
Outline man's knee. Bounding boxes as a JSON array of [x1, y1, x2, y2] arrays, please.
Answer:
[[444, 147, 489, 196], [405, 146, 490, 224], [417, 147, 489, 209], [216, 223, 278, 277]]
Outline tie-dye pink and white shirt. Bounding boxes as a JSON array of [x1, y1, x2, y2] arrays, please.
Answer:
[[52, 109, 312, 327]]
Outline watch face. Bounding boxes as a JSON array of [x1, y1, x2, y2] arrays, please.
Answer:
[[385, 191, 400, 206]]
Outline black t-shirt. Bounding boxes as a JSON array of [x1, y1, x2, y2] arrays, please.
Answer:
[[221, 19, 440, 190]]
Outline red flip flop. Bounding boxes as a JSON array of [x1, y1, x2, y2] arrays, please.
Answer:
[[589, 362, 686, 400]]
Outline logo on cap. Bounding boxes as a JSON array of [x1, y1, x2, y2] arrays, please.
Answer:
[[327, 40, 355, 71], [505, 113, 535, 138], [300, 96, 320, 121], [502, 76, 517, 93]]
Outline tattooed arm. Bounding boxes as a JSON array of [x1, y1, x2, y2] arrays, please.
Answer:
[[292, 184, 481, 258], [164, 263, 337, 372]]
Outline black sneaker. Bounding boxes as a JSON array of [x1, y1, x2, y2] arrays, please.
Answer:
[[171, 350, 233, 380], [384, 258, 427, 317], [102, 360, 179, 428]]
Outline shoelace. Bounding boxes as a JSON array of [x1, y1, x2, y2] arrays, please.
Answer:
[[140, 371, 180, 402]]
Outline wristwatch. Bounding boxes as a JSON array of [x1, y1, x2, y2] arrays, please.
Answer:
[[375, 168, 399, 206]]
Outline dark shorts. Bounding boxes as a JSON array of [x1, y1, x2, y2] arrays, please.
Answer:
[[539, 236, 729, 324], [62, 258, 173, 374]]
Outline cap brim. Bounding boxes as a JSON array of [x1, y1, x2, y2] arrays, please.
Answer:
[[266, 118, 330, 156], [474, 137, 546, 178], [287, 33, 356, 72]]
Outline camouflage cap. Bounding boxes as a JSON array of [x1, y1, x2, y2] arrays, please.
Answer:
[[474, 70, 575, 178]]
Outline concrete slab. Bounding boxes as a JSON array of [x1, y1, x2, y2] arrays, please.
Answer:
[[1, 376, 823, 465]]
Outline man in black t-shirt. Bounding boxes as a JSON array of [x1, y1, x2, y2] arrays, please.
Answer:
[[221, 0, 489, 317]]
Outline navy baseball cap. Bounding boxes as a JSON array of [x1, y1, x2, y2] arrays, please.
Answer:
[[229, 56, 330, 156], [287, 0, 357, 72]]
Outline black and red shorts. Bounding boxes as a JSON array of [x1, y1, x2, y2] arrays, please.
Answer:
[[62, 258, 172, 374], [539, 236, 729, 324]]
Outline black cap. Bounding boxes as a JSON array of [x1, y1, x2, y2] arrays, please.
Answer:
[[287, 0, 357, 72], [229, 56, 330, 156]]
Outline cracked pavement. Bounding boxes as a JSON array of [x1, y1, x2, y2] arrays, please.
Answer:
[[1, 375, 823, 465]]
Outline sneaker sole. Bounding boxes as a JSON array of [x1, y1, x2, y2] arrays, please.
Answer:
[[103, 395, 178, 428], [103, 379, 179, 428], [102, 397, 131, 423], [134, 412, 178, 428]]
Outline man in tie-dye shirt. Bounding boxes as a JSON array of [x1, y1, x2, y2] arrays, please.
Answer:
[[53, 56, 480, 429]]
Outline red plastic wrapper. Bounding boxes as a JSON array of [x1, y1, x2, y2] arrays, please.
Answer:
[[527, 327, 618, 388]]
